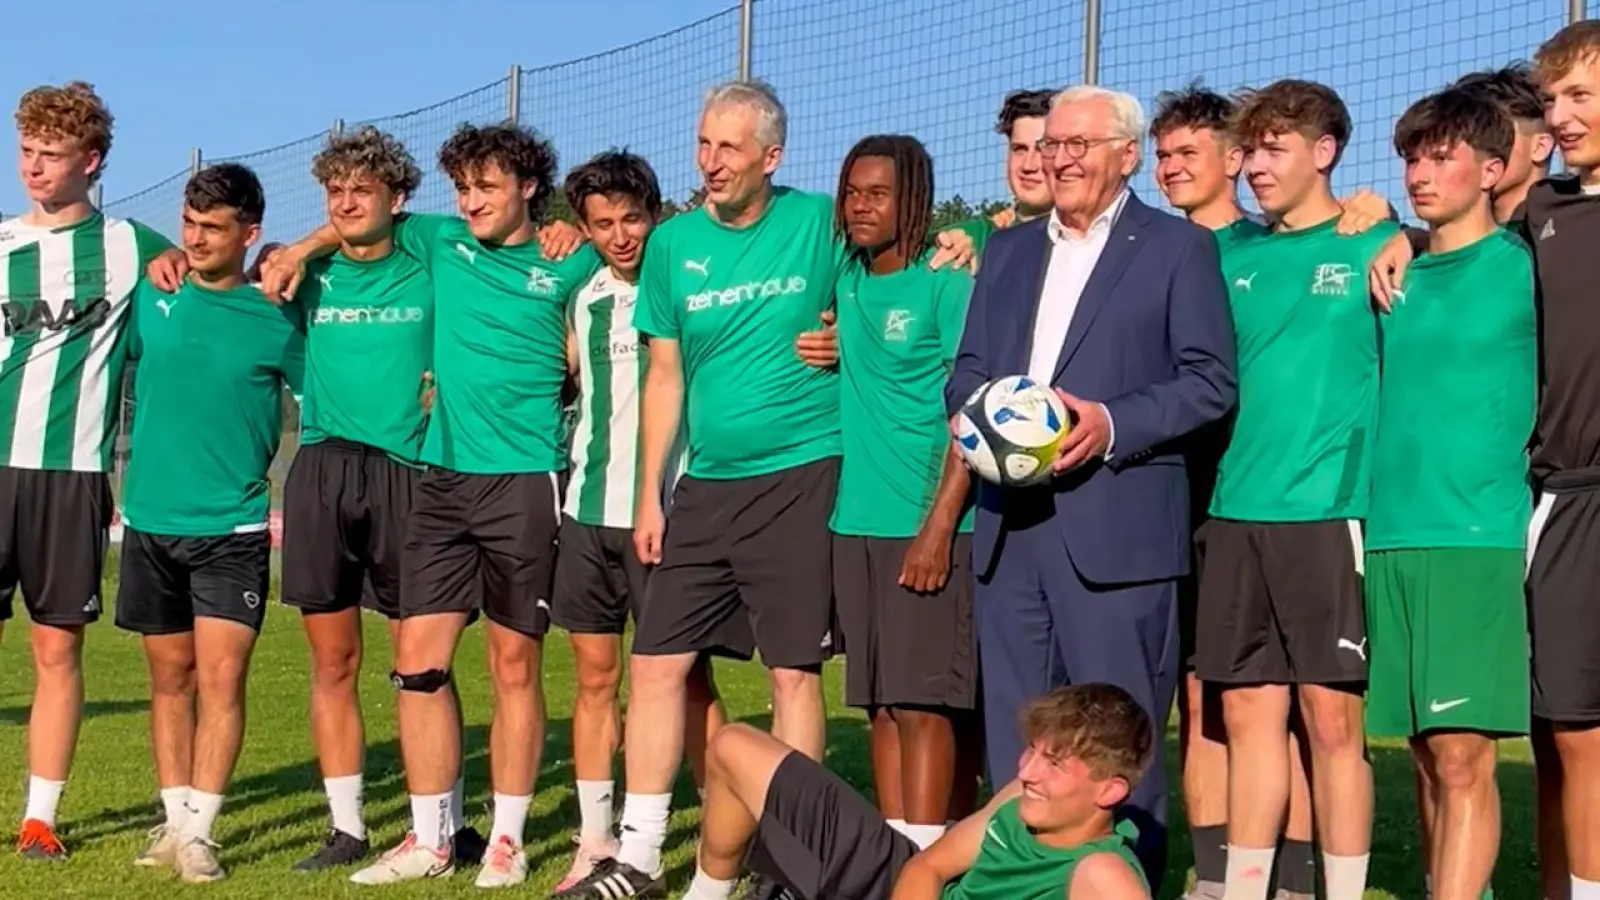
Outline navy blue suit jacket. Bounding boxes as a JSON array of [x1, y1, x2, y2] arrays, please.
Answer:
[[947, 192, 1238, 585]]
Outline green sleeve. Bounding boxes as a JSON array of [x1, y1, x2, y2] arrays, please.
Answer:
[[554, 243, 602, 293], [126, 281, 148, 361], [633, 231, 677, 340], [129, 220, 176, 268], [392, 213, 455, 269], [950, 216, 995, 256], [936, 272, 975, 363], [276, 304, 307, 398]]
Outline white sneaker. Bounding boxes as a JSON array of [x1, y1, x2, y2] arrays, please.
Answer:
[[175, 837, 226, 884], [474, 835, 528, 888], [134, 824, 181, 869], [349, 833, 454, 885], [554, 834, 620, 892]]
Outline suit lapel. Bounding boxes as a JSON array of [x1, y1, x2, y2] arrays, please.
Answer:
[[1052, 193, 1152, 381], [1006, 220, 1053, 374]]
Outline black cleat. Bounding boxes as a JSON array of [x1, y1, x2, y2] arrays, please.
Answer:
[[293, 829, 370, 871], [453, 826, 487, 866], [553, 856, 665, 899]]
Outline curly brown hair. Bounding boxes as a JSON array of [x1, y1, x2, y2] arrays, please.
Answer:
[[15, 81, 114, 183], [312, 125, 422, 197], [438, 122, 558, 222], [1231, 79, 1352, 166], [1021, 683, 1153, 789]]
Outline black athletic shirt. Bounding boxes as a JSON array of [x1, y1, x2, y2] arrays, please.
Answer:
[[1518, 175, 1600, 480]]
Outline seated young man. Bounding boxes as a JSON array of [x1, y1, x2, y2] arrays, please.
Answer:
[[684, 684, 1154, 900]]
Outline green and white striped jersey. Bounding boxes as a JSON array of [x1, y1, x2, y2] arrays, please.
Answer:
[[0, 213, 171, 472], [565, 268, 646, 528]]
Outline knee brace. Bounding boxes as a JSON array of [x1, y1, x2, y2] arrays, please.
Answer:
[[390, 668, 452, 693]]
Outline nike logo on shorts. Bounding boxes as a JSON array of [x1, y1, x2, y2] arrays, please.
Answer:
[[1429, 698, 1470, 714]]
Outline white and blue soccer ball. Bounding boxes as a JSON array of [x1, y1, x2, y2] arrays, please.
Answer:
[[955, 375, 1072, 487]]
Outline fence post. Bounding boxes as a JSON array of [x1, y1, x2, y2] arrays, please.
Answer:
[[331, 118, 344, 136], [89, 183, 103, 209], [1083, 0, 1102, 85], [507, 65, 521, 124], [1573, 0, 1586, 23], [189, 147, 202, 176], [739, 0, 754, 80]]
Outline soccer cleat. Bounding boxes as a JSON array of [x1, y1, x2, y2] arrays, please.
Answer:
[[454, 825, 487, 865], [135, 824, 182, 869], [16, 818, 67, 861], [349, 832, 454, 885], [474, 835, 528, 889], [292, 829, 371, 871], [554, 856, 665, 899], [176, 837, 226, 884], [553, 833, 620, 892]]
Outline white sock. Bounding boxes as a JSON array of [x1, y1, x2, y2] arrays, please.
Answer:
[[489, 793, 531, 846], [159, 786, 190, 828], [1572, 876, 1600, 900], [1425, 874, 1433, 900], [1222, 845, 1275, 900], [887, 818, 908, 836], [449, 775, 465, 835], [684, 867, 738, 900], [902, 822, 946, 849], [615, 792, 671, 874], [23, 775, 64, 827], [410, 792, 452, 850], [181, 790, 224, 843], [576, 780, 615, 843], [325, 774, 365, 840], [1323, 852, 1370, 900]]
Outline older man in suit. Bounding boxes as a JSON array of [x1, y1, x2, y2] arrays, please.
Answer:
[[947, 84, 1237, 886]]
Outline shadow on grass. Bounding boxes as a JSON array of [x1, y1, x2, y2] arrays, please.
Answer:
[[0, 698, 148, 725]]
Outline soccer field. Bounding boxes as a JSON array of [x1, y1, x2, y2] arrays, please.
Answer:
[[0, 551, 1542, 899]]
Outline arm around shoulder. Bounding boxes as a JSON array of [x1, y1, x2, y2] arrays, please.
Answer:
[[945, 250, 997, 417]]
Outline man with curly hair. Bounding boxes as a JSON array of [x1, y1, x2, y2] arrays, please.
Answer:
[[262, 122, 601, 887], [2, 81, 173, 861]]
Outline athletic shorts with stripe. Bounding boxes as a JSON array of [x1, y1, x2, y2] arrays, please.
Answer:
[[399, 468, 561, 639], [631, 457, 839, 668], [0, 467, 112, 626], [551, 515, 648, 635], [1194, 518, 1368, 685], [281, 439, 418, 619], [114, 529, 272, 635], [1365, 548, 1529, 738], [832, 533, 978, 710], [1528, 470, 1600, 722]]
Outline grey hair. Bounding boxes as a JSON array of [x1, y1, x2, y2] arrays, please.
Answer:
[[1052, 85, 1146, 174], [703, 79, 788, 148]]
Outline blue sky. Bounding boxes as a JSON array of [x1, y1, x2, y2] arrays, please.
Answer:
[[4, 0, 1591, 244]]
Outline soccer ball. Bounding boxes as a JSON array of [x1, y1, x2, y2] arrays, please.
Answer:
[[955, 375, 1071, 487]]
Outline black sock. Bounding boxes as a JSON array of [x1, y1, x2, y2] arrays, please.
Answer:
[[1276, 839, 1317, 895], [1190, 824, 1228, 886]]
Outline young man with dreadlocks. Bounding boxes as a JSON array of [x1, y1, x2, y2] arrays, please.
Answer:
[[830, 134, 979, 851]]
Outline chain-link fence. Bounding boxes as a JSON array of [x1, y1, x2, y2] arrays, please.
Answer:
[[99, 0, 1595, 505]]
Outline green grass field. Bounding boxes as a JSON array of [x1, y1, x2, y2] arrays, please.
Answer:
[[0, 549, 1544, 899]]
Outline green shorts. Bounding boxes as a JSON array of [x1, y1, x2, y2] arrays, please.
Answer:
[[1364, 548, 1530, 739]]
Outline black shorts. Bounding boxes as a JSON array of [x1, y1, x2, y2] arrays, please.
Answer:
[[833, 533, 977, 710], [282, 439, 418, 619], [0, 467, 112, 627], [400, 468, 561, 638], [1194, 518, 1368, 685], [747, 750, 918, 900], [113, 529, 272, 635], [1528, 476, 1600, 722], [631, 457, 838, 668], [551, 516, 647, 635]]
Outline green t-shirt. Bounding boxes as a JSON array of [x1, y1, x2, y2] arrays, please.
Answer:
[[1210, 217, 1399, 522], [297, 248, 432, 464], [942, 800, 1147, 900], [1212, 216, 1270, 254], [831, 250, 974, 538], [634, 187, 842, 480], [395, 214, 601, 475], [122, 279, 304, 537], [1366, 229, 1536, 551]]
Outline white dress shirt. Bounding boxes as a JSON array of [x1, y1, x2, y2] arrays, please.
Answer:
[[1026, 188, 1129, 456]]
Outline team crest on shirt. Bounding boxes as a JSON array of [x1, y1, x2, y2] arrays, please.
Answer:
[[526, 268, 559, 296], [1310, 263, 1354, 297], [883, 309, 914, 341]]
